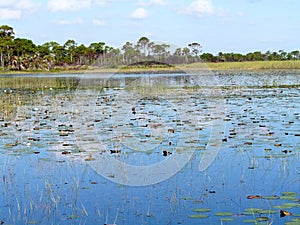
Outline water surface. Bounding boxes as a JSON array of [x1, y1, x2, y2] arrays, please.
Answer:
[[0, 72, 299, 225]]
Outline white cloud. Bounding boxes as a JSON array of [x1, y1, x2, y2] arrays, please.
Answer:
[[130, 8, 149, 19], [57, 18, 83, 25], [47, 0, 111, 12], [0, 0, 39, 20], [136, 0, 167, 7], [48, 0, 91, 12], [93, 19, 107, 26], [150, 0, 167, 6], [0, 8, 21, 20], [186, 0, 215, 17]]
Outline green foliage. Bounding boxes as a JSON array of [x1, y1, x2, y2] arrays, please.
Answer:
[[0, 24, 299, 72]]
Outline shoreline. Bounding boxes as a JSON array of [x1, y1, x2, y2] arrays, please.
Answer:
[[1, 61, 300, 75]]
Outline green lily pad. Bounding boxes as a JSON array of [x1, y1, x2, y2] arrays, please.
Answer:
[[285, 220, 300, 225], [244, 208, 264, 214], [274, 203, 300, 209], [220, 218, 234, 222], [243, 219, 257, 223], [193, 208, 211, 213], [189, 214, 209, 219], [263, 196, 280, 200], [281, 203, 300, 208], [27, 221, 39, 224], [215, 212, 234, 216], [280, 196, 298, 201], [274, 204, 296, 209], [282, 192, 298, 196], [259, 210, 277, 214], [256, 217, 269, 221]]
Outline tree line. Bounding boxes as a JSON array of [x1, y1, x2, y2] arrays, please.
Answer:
[[0, 25, 299, 71]]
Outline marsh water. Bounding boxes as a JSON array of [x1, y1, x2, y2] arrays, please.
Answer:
[[0, 71, 300, 225]]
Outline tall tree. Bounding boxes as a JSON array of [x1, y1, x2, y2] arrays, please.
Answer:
[[75, 44, 88, 65], [122, 42, 139, 64], [188, 42, 202, 57], [64, 39, 77, 63], [182, 47, 190, 63], [200, 53, 214, 62], [13, 38, 36, 57], [137, 37, 150, 57], [0, 25, 14, 39], [279, 50, 287, 60], [0, 25, 15, 67], [290, 50, 300, 60], [153, 43, 170, 61]]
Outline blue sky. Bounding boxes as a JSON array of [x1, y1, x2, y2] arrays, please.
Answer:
[[0, 0, 299, 54]]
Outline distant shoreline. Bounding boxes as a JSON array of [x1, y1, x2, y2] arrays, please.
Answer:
[[1, 60, 300, 75]]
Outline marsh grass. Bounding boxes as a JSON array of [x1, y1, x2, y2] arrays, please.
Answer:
[[125, 84, 180, 98], [0, 77, 79, 89], [1, 60, 300, 75], [0, 77, 80, 120], [203, 60, 300, 70]]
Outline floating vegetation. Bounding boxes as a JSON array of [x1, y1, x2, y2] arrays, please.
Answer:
[[284, 219, 300, 225], [1, 72, 300, 224], [280, 196, 298, 201], [263, 195, 280, 200], [276, 203, 300, 209], [243, 219, 257, 223], [189, 214, 209, 219], [193, 208, 211, 213], [27, 221, 39, 224], [256, 217, 269, 221], [259, 210, 277, 214], [282, 192, 298, 197], [220, 218, 234, 222], [214, 212, 234, 216], [243, 208, 274, 215]]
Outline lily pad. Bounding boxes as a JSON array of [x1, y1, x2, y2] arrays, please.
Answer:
[[243, 219, 257, 223], [189, 214, 209, 219], [27, 221, 39, 224], [263, 195, 280, 200], [220, 218, 234, 222], [285, 220, 300, 225], [282, 192, 298, 196], [280, 196, 298, 201], [214, 212, 234, 216], [244, 208, 264, 213], [256, 217, 269, 221], [274, 203, 297, 209], [281, 203, 300, 208], [193, 208, 211, 213], [259, 210, 277, 214]]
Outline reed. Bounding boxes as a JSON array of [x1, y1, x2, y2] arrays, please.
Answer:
[[202, 60, 300, 70], [1, 60, 300, 75]]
